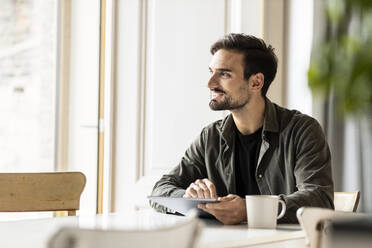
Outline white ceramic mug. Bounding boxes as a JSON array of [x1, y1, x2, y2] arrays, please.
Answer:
[[245, 195, 286, 229]]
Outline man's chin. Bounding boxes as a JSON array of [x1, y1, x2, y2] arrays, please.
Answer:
[[209, 101, 228, 111]]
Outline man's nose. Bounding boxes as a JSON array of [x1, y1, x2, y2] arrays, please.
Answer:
[[207, 74, 217, 89]]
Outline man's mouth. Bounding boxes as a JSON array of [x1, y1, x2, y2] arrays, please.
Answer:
[[210, 89, 225, 100]]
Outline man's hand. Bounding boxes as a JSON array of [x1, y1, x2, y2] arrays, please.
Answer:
[[183, 178, 217, 199], [198, 194, 247, 225]]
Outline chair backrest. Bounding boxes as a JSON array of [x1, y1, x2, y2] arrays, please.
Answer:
[[0, 172, 86, 216], [297, 207, 364, 248], [48, 212, 203, 248], [334, 191, 360, 212]]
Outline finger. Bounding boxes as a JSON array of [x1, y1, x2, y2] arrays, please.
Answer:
[[191, 183, 204, 198], [198, 203, 217, 216], [197, 203, 205, 209], [183, 188, 193, 198], [198, 204, 236, 224], [195, 179, 210, 198], [217, 196, 232, 201], [202, 204, 242, 225], [198, 205, 230, 222], [202, 179, 217, 198], [186, 186, 198, 198], [204, 201, 235, 211], [218, 194, 238, 201]]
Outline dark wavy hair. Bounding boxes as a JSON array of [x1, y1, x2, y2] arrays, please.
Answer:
[[210, 33, 278, 96]]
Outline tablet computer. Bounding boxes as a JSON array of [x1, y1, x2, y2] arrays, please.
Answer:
[[148, 196, 219, 217]]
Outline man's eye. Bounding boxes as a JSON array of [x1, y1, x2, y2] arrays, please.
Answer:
[[221, 72, 230, 77]]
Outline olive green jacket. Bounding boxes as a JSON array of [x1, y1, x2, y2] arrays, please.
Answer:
[[151, 98, 334, 223]]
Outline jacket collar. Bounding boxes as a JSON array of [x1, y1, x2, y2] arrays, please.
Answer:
[[219, 114, 235, 148], [219, 97, 280, 147], [262, 97, 280, 133]]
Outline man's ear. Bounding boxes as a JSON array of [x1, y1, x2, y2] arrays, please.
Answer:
[[251, 73, 264, 90]]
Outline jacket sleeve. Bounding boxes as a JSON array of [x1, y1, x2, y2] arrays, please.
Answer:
[[150, 128, 208, 213], [279, 117, 334, 223]]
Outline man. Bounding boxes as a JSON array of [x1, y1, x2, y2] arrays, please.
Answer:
[[151, 33, 334, 224]]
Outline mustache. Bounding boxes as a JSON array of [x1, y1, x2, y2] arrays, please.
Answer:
[[211, 88, 226, 94]]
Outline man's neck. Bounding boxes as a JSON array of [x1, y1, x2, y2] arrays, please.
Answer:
[[231, 96, 265, 135]]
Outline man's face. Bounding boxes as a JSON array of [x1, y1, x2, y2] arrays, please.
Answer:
[[207, 49, 252, 111]]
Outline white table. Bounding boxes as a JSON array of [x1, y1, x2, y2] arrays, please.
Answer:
[[0, 210, 306, 248]]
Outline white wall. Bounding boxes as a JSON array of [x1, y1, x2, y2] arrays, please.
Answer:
[[68, 0, 100, 214], [285, 0, 314, 115], [112, 0, 143, 212]]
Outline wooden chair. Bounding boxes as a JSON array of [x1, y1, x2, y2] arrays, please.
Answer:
[[0, 172, 86, 216], [297, 207, 365, 248], [334, 191, 360, 212], [48, 211, 203, 248]]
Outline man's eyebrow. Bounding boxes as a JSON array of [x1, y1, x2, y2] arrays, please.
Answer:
[[209, 67, 232, 72]]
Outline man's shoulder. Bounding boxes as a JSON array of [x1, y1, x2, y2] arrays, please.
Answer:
[[274, 104, 322, 131]]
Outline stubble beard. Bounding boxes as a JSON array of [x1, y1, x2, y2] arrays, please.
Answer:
[[209, 92, 252, 111]]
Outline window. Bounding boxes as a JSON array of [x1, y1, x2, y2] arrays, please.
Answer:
[[0, 0, 58, 221], [0, 0, 101, 219], [0, 0, 58, 172]]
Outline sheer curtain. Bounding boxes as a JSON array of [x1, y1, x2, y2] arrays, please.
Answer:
[[311, 0, 372, 213]]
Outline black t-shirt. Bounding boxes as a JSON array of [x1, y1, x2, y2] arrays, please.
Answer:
[[235, 126, 262, 198]]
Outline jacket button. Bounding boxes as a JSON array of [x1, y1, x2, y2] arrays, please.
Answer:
[[258, 174, 263, 179]]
